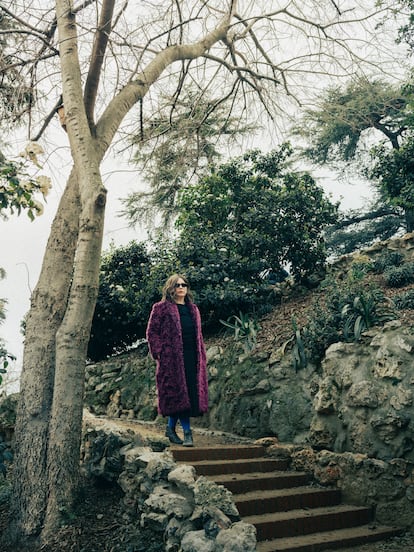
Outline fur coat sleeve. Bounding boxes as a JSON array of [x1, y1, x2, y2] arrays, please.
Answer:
[[146, 300, 208, 416]]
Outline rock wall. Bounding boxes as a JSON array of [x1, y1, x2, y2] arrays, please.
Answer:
[[85, 319, 414, 464], [310, 321, 414, 461]]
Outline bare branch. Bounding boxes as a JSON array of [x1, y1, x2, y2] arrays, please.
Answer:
[[84, 0, 116, 130]]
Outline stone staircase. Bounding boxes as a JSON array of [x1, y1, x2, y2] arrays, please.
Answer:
[[171, 443, 403, 552]]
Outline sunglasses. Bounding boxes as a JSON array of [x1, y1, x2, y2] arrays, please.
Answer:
[[174, 283, 188, 288]]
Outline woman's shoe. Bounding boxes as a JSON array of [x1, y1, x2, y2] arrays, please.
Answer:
[[165, 426, 183, 445], [183, 430, 194, 447]]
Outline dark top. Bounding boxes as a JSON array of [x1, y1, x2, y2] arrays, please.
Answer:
[[177, 303, 196, 346], [177, 303, 199, 416]]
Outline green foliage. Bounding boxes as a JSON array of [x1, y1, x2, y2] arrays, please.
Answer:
[[297, 79, 410, 165], [394, 288, 414, 309], [122, 89, 256, 229], [88, 242, 155, 361], [93, 148, 338, 358], [325, 210, 404, 257], [176, 146, 338, 282], [383, 262, 414, 288], [397, 0, 414, 50], [290, 319, 308, 371], [341, 292, 396, 341], [372, 251, 405, 273], [0, 149, 51, 220], [220, 312, 260, 353], [297, 77, 414, 239], [370, 137, 414, 230], [287, 278, 397, 366]]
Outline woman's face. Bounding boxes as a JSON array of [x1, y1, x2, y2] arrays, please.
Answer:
[[173, 277, 188, 302]]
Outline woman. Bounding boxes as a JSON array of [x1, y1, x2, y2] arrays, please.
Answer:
[[146, 274, 208, 447]]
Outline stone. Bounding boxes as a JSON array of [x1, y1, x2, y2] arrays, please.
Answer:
[[215, 521, 257, 551], [194, 477, 240, 520], [346, 381, 379, 408], [140, 510, 169, 531], [314, 377, 340, 414], [181, 530, 217, 552], [168, 464, 197, 491], [206, 345, 222, 362], [144, 484, 194, 518]]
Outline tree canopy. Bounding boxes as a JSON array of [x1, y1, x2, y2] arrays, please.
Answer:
[[176, 146, 338, 280]]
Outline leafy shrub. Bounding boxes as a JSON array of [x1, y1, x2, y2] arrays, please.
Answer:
[[384, 262, 414, 287], [88, 241, 155, 361], [393, 289, 414, 310], [220, 312, 260, 353], [372, 251, 404, 274], [341, 291, 396, 341], [290, 279, 398, 366]]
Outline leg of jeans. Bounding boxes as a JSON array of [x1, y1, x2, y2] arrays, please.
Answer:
[[179, 416, 190, 432], [168, 415, 179, 429]]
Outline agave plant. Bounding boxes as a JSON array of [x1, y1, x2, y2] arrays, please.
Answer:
[[220, 311, 260, 353], [341, 290, 396, 342]]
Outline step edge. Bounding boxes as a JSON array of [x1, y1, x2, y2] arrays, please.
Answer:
[[243, 503, 372, 523], [234, 486, 340, 502], [256, 525, 404, 548]]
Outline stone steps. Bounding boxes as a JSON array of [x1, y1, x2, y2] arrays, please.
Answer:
[[171, 444, 403, 551]]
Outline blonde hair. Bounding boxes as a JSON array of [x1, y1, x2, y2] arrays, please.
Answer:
[[161, 273, 194, 303]]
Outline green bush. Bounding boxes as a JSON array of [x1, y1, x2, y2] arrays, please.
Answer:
[[384, 262, 414, 287], [291, 279, 397, 366], [220, 311, 260, 353], [372, 251, 404, 274], [88, 241, 156, 361], [394, 288, 414, 309], [341, 291, 396, 341]]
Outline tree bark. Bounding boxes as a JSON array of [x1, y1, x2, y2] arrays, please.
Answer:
[[8, 168, 80, 539]]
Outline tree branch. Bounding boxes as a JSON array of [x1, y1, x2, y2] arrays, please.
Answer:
[[335, 207, 400, 229], [96, 2, 237, 148], [84, 0, 115, 131]]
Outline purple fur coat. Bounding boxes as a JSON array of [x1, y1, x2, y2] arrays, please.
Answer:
[[146, 300, 208, 416]]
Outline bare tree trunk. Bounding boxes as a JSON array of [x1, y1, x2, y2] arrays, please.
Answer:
[[5, 0, 234, 543], [44, 160, 106, 532], [8, 169, 80, 540]]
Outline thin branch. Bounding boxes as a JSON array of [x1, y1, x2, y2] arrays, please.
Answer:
[[0, 29, 59, 52], [97, 4, 236, 147], [0, 5, 50, 35], [335, 207, 400, 229], [329, 0, 342, 16], [31, 96, 64, 142]]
